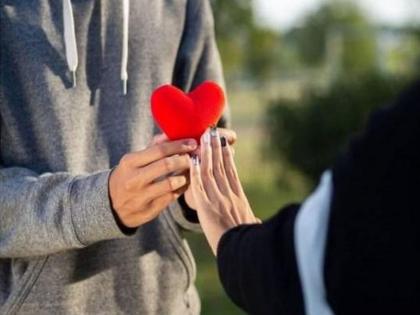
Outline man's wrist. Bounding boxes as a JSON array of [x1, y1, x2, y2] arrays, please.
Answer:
[[108, 167, 138, 236], [110, 207, 138, 235]]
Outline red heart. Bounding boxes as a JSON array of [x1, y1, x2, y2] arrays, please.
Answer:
[[151, 81, 226, 141]]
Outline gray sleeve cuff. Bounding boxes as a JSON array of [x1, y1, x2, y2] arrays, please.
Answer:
[[69, 170, 128, 246]]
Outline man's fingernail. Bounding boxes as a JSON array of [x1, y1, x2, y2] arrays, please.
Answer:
[[210, 126, 218, 137], [220, 136, 227, 147], [185, 139, 197, 148], [203, 131, 210, 145]]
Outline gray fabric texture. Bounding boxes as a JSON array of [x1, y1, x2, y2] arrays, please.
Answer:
[[0, 0, 227, 314]]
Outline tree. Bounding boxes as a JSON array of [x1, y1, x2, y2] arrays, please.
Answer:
[[266, 73, 407, 182], [210, 0, 254, 79], [245, 28, 282, 83], [210, 0, 282, 83]]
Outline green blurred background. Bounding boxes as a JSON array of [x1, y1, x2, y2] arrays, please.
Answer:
[[185, 1, 420, 314]]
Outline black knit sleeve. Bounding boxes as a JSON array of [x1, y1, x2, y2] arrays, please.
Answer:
[[217, 204, 305, 315]]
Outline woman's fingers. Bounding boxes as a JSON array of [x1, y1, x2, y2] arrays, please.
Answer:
[[221, 139, 243, 196], [210, 128, 231, 195], [190, 154, 237, 228], [189, 155, 209, 205], [200, 130, 223, 200], [218, 128, 237, 145]]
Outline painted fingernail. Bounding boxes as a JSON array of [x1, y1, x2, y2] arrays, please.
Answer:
[[203, 130, 211, 145], [220, 136, 227, 147], [210, 126, 218, 137], [192, 155, 200, 166]]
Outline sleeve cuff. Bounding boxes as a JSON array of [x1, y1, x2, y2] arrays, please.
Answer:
[[69, 170, 130, 246], [168, 199, 202, 233]]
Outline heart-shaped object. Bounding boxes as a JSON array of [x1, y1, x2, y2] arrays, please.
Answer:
[[151, 81, 226, 141]]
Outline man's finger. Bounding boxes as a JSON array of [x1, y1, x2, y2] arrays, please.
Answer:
[[142, 175, 188, 203], [151, 133, 169, 145], [128, 192, 180, 226], [137, 154, 190, 186], [122, 139, 197, 168]]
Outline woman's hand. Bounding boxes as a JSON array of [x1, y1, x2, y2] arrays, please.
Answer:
[[184, 128, 237, 209], [189, 128, 260, 255]]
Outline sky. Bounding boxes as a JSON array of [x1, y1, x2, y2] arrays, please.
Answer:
[[254, 0, 420, 30]]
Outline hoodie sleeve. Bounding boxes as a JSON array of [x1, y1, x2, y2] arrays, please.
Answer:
[[0, 166, 128, 258], [171, 0, 230, 231]]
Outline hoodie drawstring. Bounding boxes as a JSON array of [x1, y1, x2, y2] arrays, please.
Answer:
[[63, 0, 78, 88], [121, 0, 130, 95], [62, 0, 130, 95]]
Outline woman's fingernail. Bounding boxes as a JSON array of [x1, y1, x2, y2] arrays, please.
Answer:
[[203, 130, 211, 145], [210, 126, 218, 138], [192, 155, 200, 166], [220, 136, 227, 147]]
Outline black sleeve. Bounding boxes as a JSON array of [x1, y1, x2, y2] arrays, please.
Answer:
[[324, 80, 420, 314], [217, 204, 305, 315]]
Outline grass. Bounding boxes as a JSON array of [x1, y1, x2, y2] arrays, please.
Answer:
[[185, 88, 309, 315]]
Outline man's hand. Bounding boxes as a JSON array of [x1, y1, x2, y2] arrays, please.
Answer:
[[109, 138, 197, 228]]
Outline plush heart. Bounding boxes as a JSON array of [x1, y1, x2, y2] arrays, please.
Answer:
[[151, 81, 225, 141]]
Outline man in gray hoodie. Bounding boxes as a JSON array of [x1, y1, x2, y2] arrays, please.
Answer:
[[0, 1, 230, 314]]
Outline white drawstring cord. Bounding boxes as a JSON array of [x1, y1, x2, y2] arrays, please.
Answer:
[[121, 0, 130, 95], [63, 0, 78, 88], [63, 0, 129, 94]]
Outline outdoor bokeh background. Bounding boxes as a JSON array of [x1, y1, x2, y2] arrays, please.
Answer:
[[186, 1, 420, 314]]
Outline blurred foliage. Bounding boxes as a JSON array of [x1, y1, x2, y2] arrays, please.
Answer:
[[386, 26, 420, 76], [245, 27, 282, 82], [266, 73, 408, 182], [211, 0, 282, 83], [286, 1, 377, 75], [264, 1, 420, 184], [211, 0, 253, 77]]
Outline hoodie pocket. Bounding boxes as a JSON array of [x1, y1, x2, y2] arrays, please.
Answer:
[[1, 257, 49, 315]]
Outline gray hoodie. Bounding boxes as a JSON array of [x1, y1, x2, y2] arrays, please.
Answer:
[[0, 1, 227, 314]]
